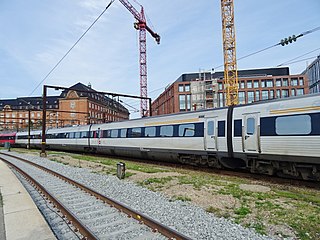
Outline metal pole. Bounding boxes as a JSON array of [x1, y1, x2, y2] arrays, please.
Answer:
[[28, 109, 31, 149], [148, 98, 152, 116], [40, 85, 47, 157]]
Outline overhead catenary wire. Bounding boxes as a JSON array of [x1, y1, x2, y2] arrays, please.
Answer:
[[278, 56, 318, 66], [213, 25, 320, 70], [28, 0, 115, 96], [277, 47, 320, 66]]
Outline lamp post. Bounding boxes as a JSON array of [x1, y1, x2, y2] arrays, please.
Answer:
[[27, 109, 31, 149], [40, 85, 47, 157]]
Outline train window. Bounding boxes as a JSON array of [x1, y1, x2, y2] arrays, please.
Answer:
[[218, 121, 225, 137], [207, 121, 214, 135], [179, 124, 195, 137], [247, 118, 255, 135], [82, 131, 89, 138], [276, 115, 311, 135], [96, 129, 102, 138], [103, 130, 111, 138], [75, 132, 81, 138], [89, 131, 94, 138], [130, 128, 142, 138], [69, 132, 75, 139], [145, 127, 156, 137], [234, 120, 242, 137], [120, 129, 127, 138], [160, 125, 173, 137], [111, 129, 118, 138]]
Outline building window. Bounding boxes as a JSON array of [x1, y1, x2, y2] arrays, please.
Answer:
[[247, 91, 254, 103], [267, 80, 273, 87], [178, 85, 184, 92], [262, 90, 268, 100], [270, 90, 274, 99], [254, 80, 259, 88], [299, 78, 304, 86], [179, 95, 186, 111], [240, 82, 245, 89], [297, 89, 304, 95], [282, 89, 289, 98], [187, 94, 191, 110], [255, 91, 260, 101], [283, 78, 288, 86], [276, 79, 281, 87], [261, 80, 267, 88], [239, 92, 245, 104], [291, 89, 296, 96], [291, 78, 298, 86], [276, 89, 281, 98], [219, 93, 224, 107], [218, 82, 223, 90], [247, 81, 252, 88], [185, 84, 190, 92]]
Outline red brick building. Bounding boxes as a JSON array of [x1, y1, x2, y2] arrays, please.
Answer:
[[0, 83, 129, 131], [151, 67, 309, 116]]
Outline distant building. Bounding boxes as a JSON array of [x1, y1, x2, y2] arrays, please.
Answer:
[[151, 67, 309, 116], [0, 83, 129, 131], [303, 55, 320, 93]]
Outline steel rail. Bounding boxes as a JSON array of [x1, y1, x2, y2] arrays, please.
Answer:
[[0, 152, 192, 240], [0, 155, 98, 240]]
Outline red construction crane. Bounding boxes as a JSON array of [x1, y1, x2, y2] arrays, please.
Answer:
[[119, 0, 160, 117]]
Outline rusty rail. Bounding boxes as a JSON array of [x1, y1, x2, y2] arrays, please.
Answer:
[[0, 156, 98, 240]]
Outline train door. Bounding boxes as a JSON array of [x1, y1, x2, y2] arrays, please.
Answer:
[[205, 118, 217, 150], [242, 113, 260, 153]]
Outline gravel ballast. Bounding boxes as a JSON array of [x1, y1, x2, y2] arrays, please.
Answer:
[[4, 151, 273, 240]]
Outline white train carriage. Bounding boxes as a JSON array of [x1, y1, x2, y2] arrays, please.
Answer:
[[89, 107, 228, 166], [45, 125, 91, 151], [232, 94, 320, 179], [16, 130, 42, 147]]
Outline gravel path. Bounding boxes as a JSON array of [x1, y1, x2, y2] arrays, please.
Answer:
[[3, 151, 273, 240]]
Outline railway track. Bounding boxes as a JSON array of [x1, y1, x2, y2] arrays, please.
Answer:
[[0, 152, 191, 240]]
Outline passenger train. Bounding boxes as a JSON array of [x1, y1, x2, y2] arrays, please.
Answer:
[[0, 132, 16, 146], [2, 94, 320, 181]]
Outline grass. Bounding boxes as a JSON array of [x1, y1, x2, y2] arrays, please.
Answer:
[[234, 206, 251, 216], [250, 222, 267, 236], [67, 153, 168, 174]]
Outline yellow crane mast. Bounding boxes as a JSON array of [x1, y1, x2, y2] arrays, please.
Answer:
[[221, 0, 238, 106]]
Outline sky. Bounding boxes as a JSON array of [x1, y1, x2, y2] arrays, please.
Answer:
[[1, 0, 320, 118]]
